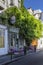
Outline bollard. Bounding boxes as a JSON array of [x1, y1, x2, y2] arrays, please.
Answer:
[[24, 46, 27, 55]]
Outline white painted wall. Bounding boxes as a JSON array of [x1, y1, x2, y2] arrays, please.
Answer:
[[37, 38, 43, 50], [0, 0, 20, 10], [8, 0, 19, 7], [0, 25, 8, 55], [14, 0, 18, 7]]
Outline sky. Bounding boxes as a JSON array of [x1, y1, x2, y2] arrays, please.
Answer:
[[24, 0, 43, 11]]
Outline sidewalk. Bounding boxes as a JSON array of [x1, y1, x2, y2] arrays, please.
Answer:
[[0, 52, 24, 65], [0, 50, 36, 65]]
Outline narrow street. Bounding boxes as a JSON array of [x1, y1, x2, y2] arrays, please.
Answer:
[[8, 51, 43, 65], [0, 0, 43, 65]]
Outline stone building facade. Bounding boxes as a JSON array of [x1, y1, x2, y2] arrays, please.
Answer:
[[0, 0, 25, 55]]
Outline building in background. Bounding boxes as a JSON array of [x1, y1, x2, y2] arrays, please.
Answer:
[[28, 8, 43, 50], [27, 7, 42, 19]]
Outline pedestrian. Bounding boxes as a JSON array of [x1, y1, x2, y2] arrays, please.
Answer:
[[34, 45, 36, 52], [24, 46, 27, 55]]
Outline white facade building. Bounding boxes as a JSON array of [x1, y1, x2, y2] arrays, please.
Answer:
[[0, 0, 21, 10], [0, 0, 22, 55], [28, 8, 42, 19], [27, 8, 33, 15]]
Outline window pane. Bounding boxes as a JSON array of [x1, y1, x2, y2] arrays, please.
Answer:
[[0, 29, 5, 48]]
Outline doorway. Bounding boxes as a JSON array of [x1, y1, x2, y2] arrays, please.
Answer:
[[9, 32, 19, 49]]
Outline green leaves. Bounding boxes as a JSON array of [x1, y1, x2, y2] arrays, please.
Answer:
[[1, 6, 42, 45]]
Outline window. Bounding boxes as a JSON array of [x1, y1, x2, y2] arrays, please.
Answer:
[[10, 32, 17, 46], [0, 29, 5, 48], [10, 0, 14, 6]]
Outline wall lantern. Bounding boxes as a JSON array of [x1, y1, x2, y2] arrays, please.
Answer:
[[10, 16, 16, 24]]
